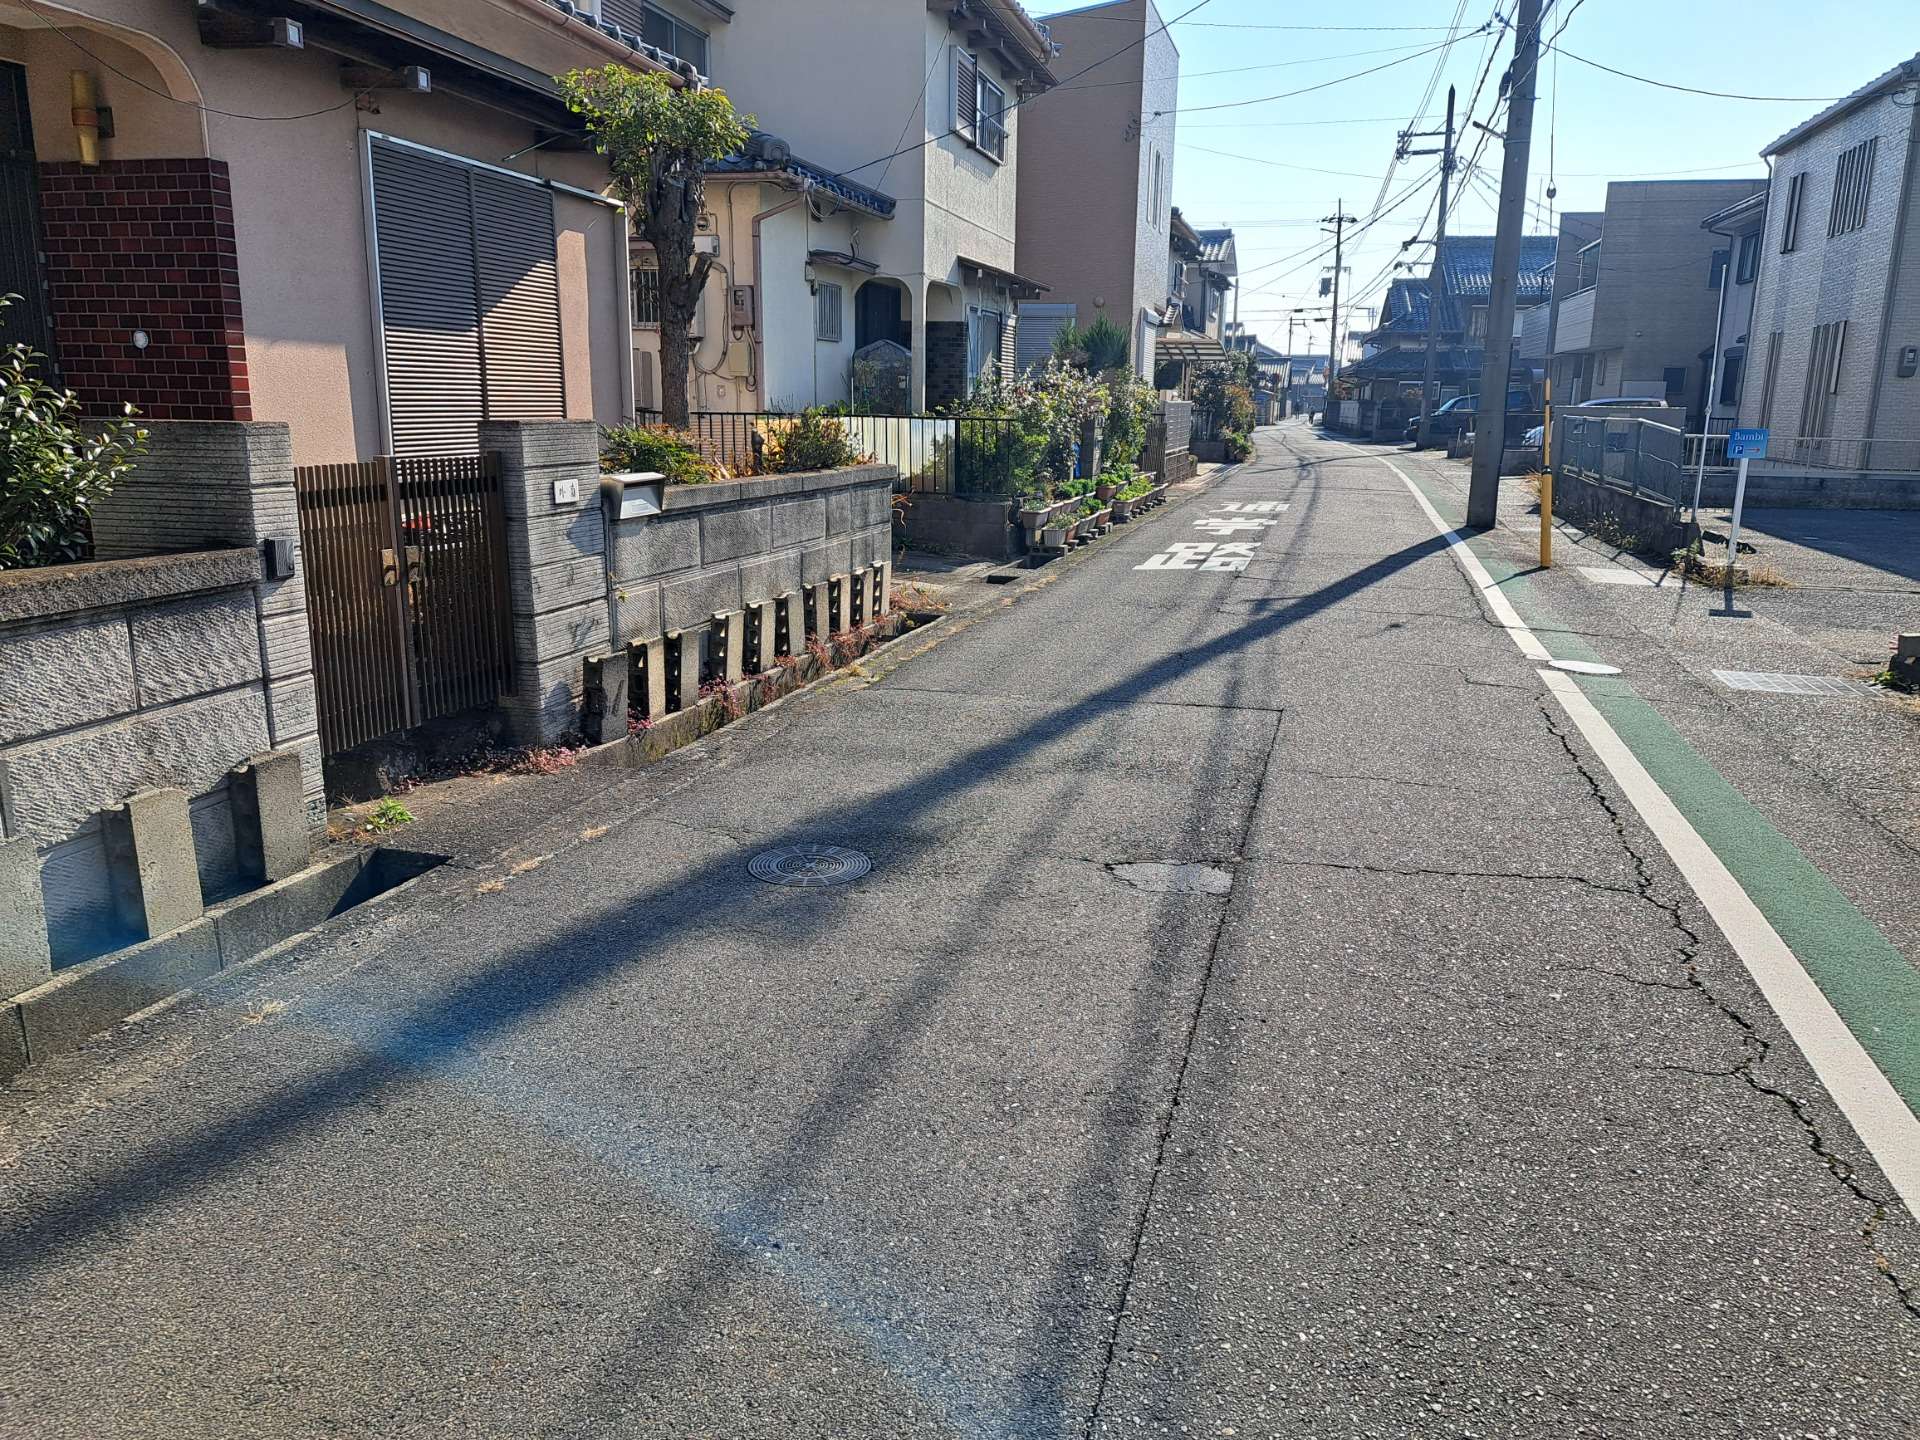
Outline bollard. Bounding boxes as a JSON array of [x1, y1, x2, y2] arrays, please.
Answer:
[[1540, 470, 1553, 570]]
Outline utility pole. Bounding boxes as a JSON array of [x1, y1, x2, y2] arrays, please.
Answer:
[[1322, 203, 1357, 397], [1406, 85, 1456, 450], [1465, 0, 1543, 529]]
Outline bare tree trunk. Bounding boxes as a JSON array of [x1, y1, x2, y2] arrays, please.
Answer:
[[646, 174, 711, 428]]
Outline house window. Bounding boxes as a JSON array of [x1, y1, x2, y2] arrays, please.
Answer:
[[1663, 366, 1687, 400], [1757, 331, 1783, 427], [602, 1, 709, 75], [953, 49, 1007, 163], [967, 306, 1004, 385], [1708, 249, 1729, 289], [1468, 305, 1488, 340], [632, 253, 660, 327], [1780, 172, 1805, 253], [1801, 319, 1846, 436], [815, 282, 843, 343], [1596, 352, 1609, 386], [1734, 230, 1761, 285], [1575, 238, 1601, 291], [1718, 353, 1743, 407], [1828, 137, 1876, 237], [1150, 150, 1164, 228]]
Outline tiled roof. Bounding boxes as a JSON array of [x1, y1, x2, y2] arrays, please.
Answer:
[[539, 1, 703, 80], [1375, 277, 1431, 335], [1763, 54, 1919, 157], [1340, 345, 1483, 382], [1194, 228, 1235, 266], [1433, 234, 1556, 330], [707, 152, 897, 218]]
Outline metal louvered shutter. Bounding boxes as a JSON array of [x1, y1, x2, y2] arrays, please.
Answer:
[[953, 50, 977, 141], [371, 140, 484, 456], [472, 169, 566, 422], [370, 140, 566, 456]]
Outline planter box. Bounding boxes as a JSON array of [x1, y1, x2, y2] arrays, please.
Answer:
[[1095, 482, 1118, 503]]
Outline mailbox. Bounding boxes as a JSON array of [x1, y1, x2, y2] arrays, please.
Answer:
[[600, 471, 666, 521]]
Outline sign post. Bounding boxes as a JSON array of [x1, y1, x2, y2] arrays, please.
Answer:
[[1722, 427, 1769, 598]]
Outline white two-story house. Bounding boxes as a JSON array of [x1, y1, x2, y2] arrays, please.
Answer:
[[623, 0, 1059, 414]]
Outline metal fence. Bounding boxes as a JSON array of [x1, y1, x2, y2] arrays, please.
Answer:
[[633, 410, 1026, 495], [294, 452, 513, 755], [1555, 414, 1688, 507], [1683, 430, 1920, 474]]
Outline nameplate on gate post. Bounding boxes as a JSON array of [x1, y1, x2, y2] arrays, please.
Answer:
[[1726, 428, 1769, 461]]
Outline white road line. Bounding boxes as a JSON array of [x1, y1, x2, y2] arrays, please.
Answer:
[[1342, 440, 1920, 1215]]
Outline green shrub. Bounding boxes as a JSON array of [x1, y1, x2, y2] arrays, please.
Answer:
[[761, 408, 866, 474], [1223, 430, 1253, 462], [600, 423, 718, 485], [1116, 472, 1154, 501], [0, 297, 147, 570]]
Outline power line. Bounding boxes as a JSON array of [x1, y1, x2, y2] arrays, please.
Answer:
[[1152, 30, 1487, 117], [836, 0, 1220, 178], [1060, 38, 1447, 91], [18, 0, 366, 120], [1551, 46, 1849, 102], [1180, 143, 1391, 181]]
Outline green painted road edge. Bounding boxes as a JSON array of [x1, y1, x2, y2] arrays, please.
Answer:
[[1401, 465, 1920, 1113]]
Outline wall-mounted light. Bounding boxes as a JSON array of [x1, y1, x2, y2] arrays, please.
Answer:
[[131, 329, 150, 351], [70, 71, 102, 167]]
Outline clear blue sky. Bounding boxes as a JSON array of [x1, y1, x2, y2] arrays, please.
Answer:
[[1032, 0, 1919, 356]]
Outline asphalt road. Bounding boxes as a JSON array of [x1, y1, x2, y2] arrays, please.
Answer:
[[2, 423, 1915, 1437]]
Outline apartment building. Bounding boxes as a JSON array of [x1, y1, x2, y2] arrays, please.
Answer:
[[1699, 188, 1768, 426], [628, 0, 1058, 412], [1547, 179, 1768, 422], [1013, 0, 1179, 381], [0, 1, 681, 463], [1739, 54, 1920, 465]]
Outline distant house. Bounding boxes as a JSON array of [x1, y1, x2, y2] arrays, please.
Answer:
[[1738, 54, 1920, 470], [1150, 209, 1233, 387], [1546, 179, 1768, 422], [1014, 0, 1179, 379], [630, 0, 1060, 412], [1699, 190, 1769, 428], [1332, 235, 1554, 437]]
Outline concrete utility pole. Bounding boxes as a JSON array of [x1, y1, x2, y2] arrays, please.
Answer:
[[1323, 204, 1357, 393], [1465, 0, 1543, 529], [1408, 86, 1457, 450]]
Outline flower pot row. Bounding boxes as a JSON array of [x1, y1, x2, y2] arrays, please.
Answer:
[[1110, 477, 1168, 522]]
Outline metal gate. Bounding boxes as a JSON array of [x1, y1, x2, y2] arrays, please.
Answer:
[[294, 453, 514, 755]]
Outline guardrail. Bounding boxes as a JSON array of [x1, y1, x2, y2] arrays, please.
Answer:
[[1555, 414, 1687, 507], [1681, 432, 1920, 475]]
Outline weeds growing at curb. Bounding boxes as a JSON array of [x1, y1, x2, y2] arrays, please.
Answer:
[[362, 798, 414, 834]]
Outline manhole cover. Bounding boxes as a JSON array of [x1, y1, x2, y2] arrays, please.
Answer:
[[748, 844, 873, 887], [1713, 669, 1866, 697]]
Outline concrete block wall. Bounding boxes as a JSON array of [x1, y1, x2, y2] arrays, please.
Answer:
[[609, 463, 897, 648], [88, 421, 323, 834], [0, 550, 296, 966], [483, 420, 611, 746]]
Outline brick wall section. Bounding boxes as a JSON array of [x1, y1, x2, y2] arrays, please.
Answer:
[[926, 320, 968, 409], [38, 159, 249, 421]]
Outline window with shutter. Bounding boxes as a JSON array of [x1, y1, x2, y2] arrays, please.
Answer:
[[368, 138, 567, 456], [977, 72, 1007, 162], [816, 282, 843, 343], [1780, 172, 1805, 253], [953, 50, 978, 142]]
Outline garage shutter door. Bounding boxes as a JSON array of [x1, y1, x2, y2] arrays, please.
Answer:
[[370, 139, 566, 455]]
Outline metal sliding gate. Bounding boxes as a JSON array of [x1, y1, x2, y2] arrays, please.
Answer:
[[293, 453, 514, 755]]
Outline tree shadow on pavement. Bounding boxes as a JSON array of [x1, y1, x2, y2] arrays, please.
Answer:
[[0, 515, 1461, 1435]]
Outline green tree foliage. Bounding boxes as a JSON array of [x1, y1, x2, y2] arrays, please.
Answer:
[[1077, 311, 1131, 373], [0, 299, 147, 569], [559, 65, 751, 426]]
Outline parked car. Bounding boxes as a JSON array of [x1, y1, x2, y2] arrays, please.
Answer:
[[1570, 396, 1672, 409], [1405, 389, 1535, 443]]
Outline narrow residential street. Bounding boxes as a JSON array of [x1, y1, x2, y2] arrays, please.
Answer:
[[3, 421, 1915, 1437]]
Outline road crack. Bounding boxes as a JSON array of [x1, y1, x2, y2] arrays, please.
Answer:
[[1539, 698, 1919, 1320]]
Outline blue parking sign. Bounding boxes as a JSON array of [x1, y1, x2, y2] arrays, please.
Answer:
[[1727, 427, 1769, 460]]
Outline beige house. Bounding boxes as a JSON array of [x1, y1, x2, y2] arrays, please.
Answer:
[[1013, 0, 1178, 379], [0, 1, 690, 463], [627, 0, 1058, 414]]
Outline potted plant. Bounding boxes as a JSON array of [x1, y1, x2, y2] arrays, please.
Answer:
[[1041, 513, 1075, 550]]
